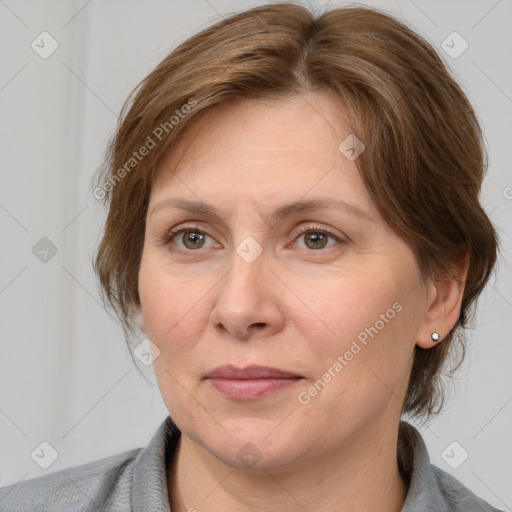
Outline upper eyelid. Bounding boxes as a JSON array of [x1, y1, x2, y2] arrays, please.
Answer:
[[293, 224, 342, 242]]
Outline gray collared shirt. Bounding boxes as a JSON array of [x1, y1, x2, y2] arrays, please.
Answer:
[[0, 417, 503, 511]]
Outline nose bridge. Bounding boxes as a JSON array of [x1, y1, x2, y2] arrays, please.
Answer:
[[210, 238, 280, 337], [223, 208, 268, 286], [222, 240, 267, 298]]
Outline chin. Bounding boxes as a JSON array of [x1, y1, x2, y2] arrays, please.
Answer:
[[210, 437, 305, 471], [192, 416, 309, 471]]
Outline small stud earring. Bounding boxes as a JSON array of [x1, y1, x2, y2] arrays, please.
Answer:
[[431, 332, 441, 342]]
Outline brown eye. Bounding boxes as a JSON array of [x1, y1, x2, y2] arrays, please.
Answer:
[[294, 225, 341, 251], [179, 230, 207, 249], [160, 227, 216, 251], [303, 232, 329, 250]]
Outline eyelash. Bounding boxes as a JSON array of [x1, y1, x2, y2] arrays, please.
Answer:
[[157, 224, 343, 251]]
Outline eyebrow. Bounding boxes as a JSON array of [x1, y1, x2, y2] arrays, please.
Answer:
[[150, 197, 373, 223]]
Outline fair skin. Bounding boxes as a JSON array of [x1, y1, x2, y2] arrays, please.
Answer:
[[138, 92, 468, 512]]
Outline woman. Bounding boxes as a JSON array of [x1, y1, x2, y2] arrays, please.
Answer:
[[0, 3, 502, 511]]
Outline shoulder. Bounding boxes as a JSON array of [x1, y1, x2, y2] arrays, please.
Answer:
[[399, 421, 504, 512], [0, 447, 142, 512], [0, 415, 177, 512], [428, 465, 504, 512]]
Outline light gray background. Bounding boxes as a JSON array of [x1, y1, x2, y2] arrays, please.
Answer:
[[0, 0, 511, 509]]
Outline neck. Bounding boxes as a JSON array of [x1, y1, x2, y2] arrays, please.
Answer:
[[167, 418, 408, 512]]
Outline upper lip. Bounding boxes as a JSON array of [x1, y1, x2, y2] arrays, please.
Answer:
[[206, 365, 302, 379]]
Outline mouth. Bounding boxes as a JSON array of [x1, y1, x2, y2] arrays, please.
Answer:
[[205, 365, 303, 400]]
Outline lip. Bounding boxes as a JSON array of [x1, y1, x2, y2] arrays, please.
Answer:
[[205, 365, 303, 399], [206, 365, 301, 379]]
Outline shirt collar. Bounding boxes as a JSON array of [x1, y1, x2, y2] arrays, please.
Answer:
[[131, 416, 440, 512], [132, 416, 179, 512], [398, 420, 448, 511]]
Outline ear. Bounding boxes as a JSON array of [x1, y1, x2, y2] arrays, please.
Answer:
[[416, 253, 470, 348]]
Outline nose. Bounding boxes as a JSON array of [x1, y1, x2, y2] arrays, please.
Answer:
[[209, 247, 285, 340]]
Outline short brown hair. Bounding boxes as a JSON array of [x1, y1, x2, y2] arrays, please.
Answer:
[[93, 3, 498, 418]]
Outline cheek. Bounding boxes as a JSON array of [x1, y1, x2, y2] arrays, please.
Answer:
[[296, 271, 402, 349], [138, 263, 208, 414], [139, 255, 209, 345], [299, 262, 422, 390]]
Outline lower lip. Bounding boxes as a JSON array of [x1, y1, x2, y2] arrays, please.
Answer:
[[208, 377, 301, 399]]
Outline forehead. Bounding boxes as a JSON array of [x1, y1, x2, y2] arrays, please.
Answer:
[[150, 93, 376, 217]]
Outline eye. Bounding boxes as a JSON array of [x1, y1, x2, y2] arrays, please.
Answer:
[[292, 224, 343, 250], [159, 225, 218, 250], [157, 223, 344, 252]]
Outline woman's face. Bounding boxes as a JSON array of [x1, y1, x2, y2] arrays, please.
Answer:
[[139, 92, 431, 470]]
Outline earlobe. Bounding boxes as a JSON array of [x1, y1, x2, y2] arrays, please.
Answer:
[[416, 253, 470, 349]]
